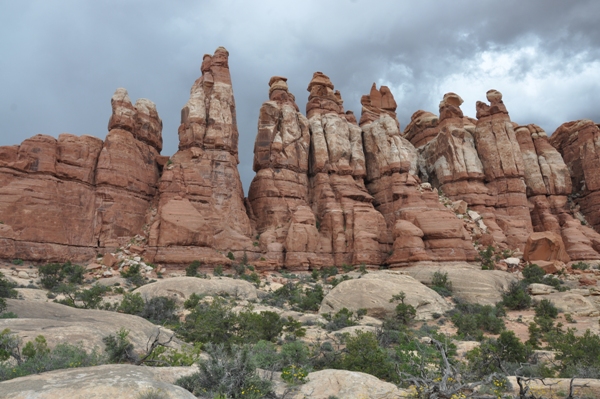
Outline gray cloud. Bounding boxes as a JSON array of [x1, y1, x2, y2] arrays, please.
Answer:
[[1, 0, 600, 192]]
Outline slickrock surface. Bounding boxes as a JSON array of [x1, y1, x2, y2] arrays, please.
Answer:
[[287, 369, 409, 399], [146, 47, 255, 266], [2, 299, 182, 352], [319, 272, 451, 320], [0, 364, 197, 399], [401, 263, 517, 305], [133, 276, 258, 303]]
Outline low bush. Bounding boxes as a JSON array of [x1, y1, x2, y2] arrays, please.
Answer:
[[120, 264, 145, 287], [322, 307, 366, 331], [54, 283, 111, 309], [185, 260, 201, 277], [449, 302, 505, 340], [38, 262, 85, 290], [430, 271, 453, 297], [0, 272, 17, 314], [501, 281, 532, 310], [176, 343, 275, 399], [0, 329, 104, 381], [535, 298, 559, 319]]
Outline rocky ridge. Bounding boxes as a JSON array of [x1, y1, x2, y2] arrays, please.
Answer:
[[1, 46, 600, 270]]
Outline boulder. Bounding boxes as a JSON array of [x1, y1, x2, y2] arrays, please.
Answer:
[[0, 364, 196, 399], [524, 232, 570, 263], [319, 272, 451, 320], [1, 299, 181, 352], [133, 276, 258, 303], [541, 292, 599, 316], [528, 283, 557, 295], [289, 369, 408, 399], [401, 263, 517, 305]]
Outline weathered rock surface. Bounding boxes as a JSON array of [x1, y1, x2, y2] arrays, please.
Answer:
[[401, 263, 517, 305], [550, 119, 600, 238], [2, 48, 600, 268], [0, 364, 197, 399], [305, 74, 387, 268], [319, 272, 451, 320], [523, 231, 570, 264], [134, 276, 258, 303], [2, 299, 181, 352], [289, 369, 408, 399], [247, 77, 316, 268], [361, 89, 477, 264], [540, 292, 599, 316], [0, 88, 162, 261], [147, 47, 255, 265]]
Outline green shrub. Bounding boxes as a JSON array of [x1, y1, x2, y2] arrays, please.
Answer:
[[38, 262, 85, 290], [214, 265, 224, 276], [185, 260, 201, 277], [139, 297, 178, 325], [281, 364, 309, 385], [263, 282, 324, 312], [466, 331, 530, 378], [121, 264, 145, 287], [430, 271, 452, 297], [178, 298, 235, 345], [0, 272, 17, 314], [103, 328, 137, 364], [547, 328, 600, 377], [118, 292, 145, 314], [183, 293, 202, 310], [176, 343, 274, 399], [522, 264, 546, 283], [53, 283, 111, 309], [321, 266, 338, 279], [137, 389, 169, 399], [501, 281, 532, 310], [449, 302, 505, 340], [479, 245, 496, 270], [236, 311, 283, 343], [572, 261, 590, 270], [390, 291, 416, 326], [339, 331, 397, 383], [0, 330, 104, 381], [535, 299, 559, 319], [227, 251, 235, 260], [11, 259, 23, 266], [322, 308, 365, 331]]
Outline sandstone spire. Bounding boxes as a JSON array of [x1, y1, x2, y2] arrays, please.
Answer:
[[305, 73, 386, 267], [178, 47, 239, 158], [361, 88, 477, 264], [146, 47, 254, 266], [247, 76, 316, 269]]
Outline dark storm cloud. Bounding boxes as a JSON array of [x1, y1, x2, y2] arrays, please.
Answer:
[[1, 0, 600, 192]]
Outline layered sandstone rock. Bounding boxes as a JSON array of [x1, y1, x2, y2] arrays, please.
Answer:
[[147, 47, 254, 265], [470, 90, 533, 249], [516, 124, 600, 260], [305, 73, 387, 268], [550, 120, 600, 232], [0, 89, 162, 261], [247, 77, 315, 268], [95, 89, 163, 248], [0, 134, 101, 261], [361, 87, 477, 264]]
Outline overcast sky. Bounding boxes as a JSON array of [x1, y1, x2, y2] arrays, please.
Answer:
[[2, 0, 600, 193]]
